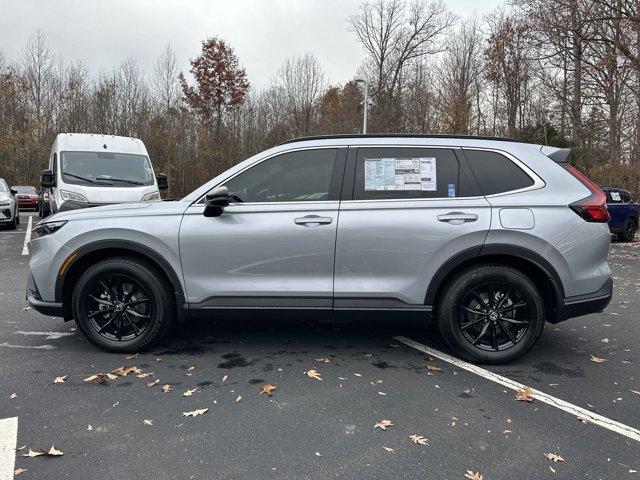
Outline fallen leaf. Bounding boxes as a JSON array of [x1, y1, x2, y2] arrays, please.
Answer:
[[601, 338, 610, 343], [53, 375, 67, 384], [22, 306, 31, 311], [222, 375, 228, 383], [577, 416, 589, 424], [550, 466, 556, 474], [382, 446, 395, 453], [111, 366, 142, 377], [155, 357, 162, 363], [515, 387, 534, 402], [22, 449, 43, 458], [161, 384, 173, 393], [182, 408, 208, 417], [374, 419, 394, 430], [15, 445, 26, 451], [260, 384, 277, 396], [426, 362, 442, 372], [465, 471, 484, 480], [315, 451, 321, 457], [378, 391, 387, 396], [630, 390, 640, 396], [314, 357, 331, 363], [14, 468, 27, 475], [235, 395, 242, 403], [147, 379, 159, 387], [136, 372, 153, 379], [409, 434, 428, 445], [182, 388, 198, 397], [143, 419, 153, 426], [126, 353, 139, 360], [590, 355, 606, 363], [544, 453, 565, 462], [10, 392, 17, 399], [353, 373, 362, 377], [86, 425, 93, 431], [305, 369, 322, 381]]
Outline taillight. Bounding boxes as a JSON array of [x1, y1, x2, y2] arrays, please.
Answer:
[[560, 164, 610, 223]]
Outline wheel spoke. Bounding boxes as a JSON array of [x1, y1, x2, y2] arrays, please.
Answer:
[[87, 306, 115, 318], [499, 301, 526, 314], [461, 317, 486, 330], [126, 308, 149, 319], [490, 323, 499, 351], [89, 294, 113, 307], [495, 287, 511, 311], [497, 320, 518, 344], [469, 290, 488, 310], [98, 280, 112, 298], [124, 298, 149, 308], [97, 311, 118, 333], [124, 313, 141, 336], [499, 316, 529, 325], [461, 306, 485, 316], [473, 322, 491, 345], [117, 318, 124, 341]]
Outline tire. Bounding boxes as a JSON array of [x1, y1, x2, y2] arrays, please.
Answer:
[[437, 263, 545, 364], [619, 217, 637, 242], [7, 211, 17, 230], [16, 211, 19, 225], [71, 257, 176, 352]]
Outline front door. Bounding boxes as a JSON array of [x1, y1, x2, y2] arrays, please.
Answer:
[[179, 148, 345, 311]]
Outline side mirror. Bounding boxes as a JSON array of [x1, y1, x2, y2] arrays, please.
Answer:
[[203, 186, 230, 218], [41, 169, 56, 188], [9, 188, 17, 196], [156, 173, 168, 191]]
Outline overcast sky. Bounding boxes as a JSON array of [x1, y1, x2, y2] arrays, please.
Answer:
[[1, 0, 502, 90]]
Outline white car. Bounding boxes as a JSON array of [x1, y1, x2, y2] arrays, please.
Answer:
[[0, 178, 19, 230], [40, 133, 168, 213]]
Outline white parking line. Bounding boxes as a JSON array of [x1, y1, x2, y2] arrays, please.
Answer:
[[0, 417, 18, 480], [15, 331, 75, 340], [21, 216, 32, 256], [394, 336, 640, 443]]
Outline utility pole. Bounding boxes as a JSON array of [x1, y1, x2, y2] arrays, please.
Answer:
[[355, 79, 369, 134]]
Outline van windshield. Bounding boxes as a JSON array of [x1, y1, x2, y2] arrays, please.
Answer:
[[60, 151, 155, 187]]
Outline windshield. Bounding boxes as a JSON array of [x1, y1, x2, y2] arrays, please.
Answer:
[[13, 186, 37, 194], [60, 151, 154, 187], [0, 181, 7, 193]]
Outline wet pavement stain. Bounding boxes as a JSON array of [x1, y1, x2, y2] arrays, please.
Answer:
[[218, 352, 256, 369], [531, 361, 585, 378], [372, 361, 397, 369], [249, 378, 264, 384]]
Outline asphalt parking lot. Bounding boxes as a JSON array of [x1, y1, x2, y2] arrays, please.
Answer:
[[0, 212, 638, 479]]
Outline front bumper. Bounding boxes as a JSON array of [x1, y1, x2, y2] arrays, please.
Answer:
[[18, 199, 38, 209], [26, 273, 64, 317], [562, 277, 613, 320], [58, 200, 109, 212], [0, 207, 15, 221]]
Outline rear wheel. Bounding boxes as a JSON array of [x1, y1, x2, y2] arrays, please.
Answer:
[[72, 257, 175, 352], [620, 217, 637, 242], [437, 264, 545, 364]]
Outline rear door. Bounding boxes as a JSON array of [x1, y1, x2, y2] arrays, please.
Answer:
[[605, 189, 624, 229], [333, 145, 491, 310]]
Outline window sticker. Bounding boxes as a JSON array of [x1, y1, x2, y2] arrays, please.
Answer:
[[611, 191, 621, 202], [364, 157, 437, 191]]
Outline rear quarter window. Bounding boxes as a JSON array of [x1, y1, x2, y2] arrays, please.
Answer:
[[463, 150, 535, 196]]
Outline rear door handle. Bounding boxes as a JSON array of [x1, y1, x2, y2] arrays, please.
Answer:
[[294, 215, 333, 227], [437, 212, 478, 225]]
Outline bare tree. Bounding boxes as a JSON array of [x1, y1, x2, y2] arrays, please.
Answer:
[[21, 30, 54, 137], [151, 43, 180, 114]]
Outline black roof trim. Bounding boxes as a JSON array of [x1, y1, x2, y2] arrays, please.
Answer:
[[277, 134, 529, 146]]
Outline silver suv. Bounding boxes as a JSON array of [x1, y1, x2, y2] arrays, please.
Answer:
[[0, 178, 20, 230], [26, 135, 612, 363]]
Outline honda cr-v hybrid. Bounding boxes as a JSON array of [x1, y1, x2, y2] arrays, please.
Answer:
[[26, 135, 612, 363]]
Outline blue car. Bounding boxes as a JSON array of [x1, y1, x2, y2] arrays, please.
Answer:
[[602, 187, 639, 242]]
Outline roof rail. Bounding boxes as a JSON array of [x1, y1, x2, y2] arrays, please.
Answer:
[[277, 133, 529, 146]]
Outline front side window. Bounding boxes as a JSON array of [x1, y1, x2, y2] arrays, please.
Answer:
[[60, 151, 154, 187], [353, 147, 464, 200], [223, 149, 337, 203], [464, 150, 535, 196]]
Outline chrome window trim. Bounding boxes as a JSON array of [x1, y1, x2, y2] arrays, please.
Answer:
[[193, 145, 340, 205]]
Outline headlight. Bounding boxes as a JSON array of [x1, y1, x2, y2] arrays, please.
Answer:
[[0, 198, 13, 206], [32, 220, 68, 239], [60, 190, 88, 203], [142, 191, 161, 202]]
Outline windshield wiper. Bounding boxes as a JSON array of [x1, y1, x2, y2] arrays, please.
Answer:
[[96, 177, 145, 186], [62, 172, 98, 184]]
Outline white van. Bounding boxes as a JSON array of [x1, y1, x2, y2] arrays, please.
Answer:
[[41, 133, 167, 214]]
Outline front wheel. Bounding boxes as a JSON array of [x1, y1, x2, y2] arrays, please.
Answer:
[[437, 264, 545, 364], [619, 218, 637, 242], [72, 257, 175, 352]]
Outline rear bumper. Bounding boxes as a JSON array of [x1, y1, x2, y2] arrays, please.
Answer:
[[26, 273, 64, 317], [562, 277, 613, 320]]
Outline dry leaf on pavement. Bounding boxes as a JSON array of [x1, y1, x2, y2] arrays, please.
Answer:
[[183, 388, 198, 397], [86, 425, 93, 431], [409, 434, 428, 445], [426, 362, 442, 372], [515, 387, 534, 402], [544, 453, 565, 462], [22, 449, 44, 458], [143, 419, 153, 426], [222, 374, 228, 383], [590, 355, 606, 363], [10, 393, 17, 399], [46, 446, 64, 456], [161, 384, 173, 393], [374, 419, 394, 430], [382, 446, 395, 453], [136, 372, 153, 379], [235, 395, 242, 403], [147, 379, 159, 387], [53, 375, 67, 384], [315, 357, 331, 363], [260, 384, 277, 396], [465, 471, 484, 480], [182, 408, 208, 417], [14, 468, 27, 476], [111, 366, 142, 377], [305, 369, 322, 381], [125, 353, 139, 360]]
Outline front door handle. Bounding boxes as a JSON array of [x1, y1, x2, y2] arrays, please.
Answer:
[[437, 212, 478, 225], [294, 215, 333, 227]]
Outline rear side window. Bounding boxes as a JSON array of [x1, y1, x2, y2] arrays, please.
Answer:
[[621, 192, 633, 203], [606, 190, 622, 203], [464, 150, 534, 195], [353, 147, 476, 200]]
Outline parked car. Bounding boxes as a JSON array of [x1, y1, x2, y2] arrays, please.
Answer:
[[38, 188, 51, 218], [12, 185, 39, 211], [27, 135, 612, 363], [602, 186, 639, 242], [40, 133, 168, 214], [0, 178, 19, 229]]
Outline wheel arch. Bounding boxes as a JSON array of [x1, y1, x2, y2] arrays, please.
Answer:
[[56, 240, 187, 320], [426, 244, 565, 324]]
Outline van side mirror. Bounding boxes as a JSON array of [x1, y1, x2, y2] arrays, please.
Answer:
[[41, 169, 56, 188], [156, 173, 168, 191], [203, 186, 230, 218], [10, 188, 17, 196]]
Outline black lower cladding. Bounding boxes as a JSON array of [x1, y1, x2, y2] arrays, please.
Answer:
[[26, 273, 64, 316], [562, 277, 613, 320], [58, 200, 109, 212]]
